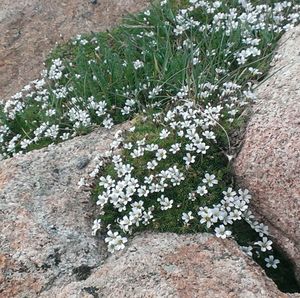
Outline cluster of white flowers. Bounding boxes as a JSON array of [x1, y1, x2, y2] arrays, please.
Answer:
[[133, 60, 144, 70], [47, 58, 65, 80], [0, 0, 297, 270], [3, 98, 25, 120], [0, 66, 141, 157], [173, 0, 299, 66], [83, 96, 278, 269], [68, 107, 91, 128], [80, 3, 300, 269], [0, 0, 298, 162]]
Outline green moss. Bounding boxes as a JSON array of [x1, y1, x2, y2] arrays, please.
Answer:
[[93, 113, 232, 233]]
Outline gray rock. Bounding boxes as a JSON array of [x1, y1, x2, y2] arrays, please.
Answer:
[[234, 26, 300, 282], [1, 122, 296, 297], [75, 156, 90, 170], [0, 124, 130, 297], [42, 233, 294, 298], [0, 0, 149, 100]]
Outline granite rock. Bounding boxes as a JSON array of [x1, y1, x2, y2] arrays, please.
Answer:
[[42, 233, 295, 298], [234, 26, 300, 282], [0, 124, 130, 297], [0, 0, 149, 100]]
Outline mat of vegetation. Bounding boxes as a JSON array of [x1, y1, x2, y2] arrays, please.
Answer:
[[1, 0, 299, 292]]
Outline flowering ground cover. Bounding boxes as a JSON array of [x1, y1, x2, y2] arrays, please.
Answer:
[[1, 0, 299, 292]]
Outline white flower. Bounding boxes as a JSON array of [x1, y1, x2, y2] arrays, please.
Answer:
[[99, 175, 114, 189], [96, 194, 109, 208], [193, 138, 209, 154], [238, 189, 251, 203], [215, 225, 232, 239], [174, 25, 185, 36], [78, 177, 86, 188], [105, 230, 128, 253], [114, 235, 128, 251], [104, 230, 118, 243], [44, 124, 59, 139], [20, 139, 32, 149], [183, 153, 195, 167], [91, 219, 101, 236], [131, 147, 145, 158], [185, 143, 195, 152], [229, 209, 242, 221], [137, 185, 149, 197], [145, 143, 159, 151], [241, 246, 253, 257], [196, 185, 208, 196], [119, 215, 132, 232], [103, 116, 114, 129], [255, 237, 273, 252], [149, 85, 162, 98], [198, 208, 217, 228], [80, 39, 88, 45], [248, 67, 262, 75], [144, 175, 154, 184], [169, 143, 181, 154], [182, 211, 194, 224], [192, 57, 200, 65], [129, 207, 143, 226], [168, 166, 185, 186], [221, 211, 233, 225], [223, 187, 236, 200], [124, 142, 133, 150], [265, 255, 280, 269], [156, 149, 167, 161], [133, 60, 144, 70], [60, 132, 70, 141], [160, 129, 170, 139], [254, 223, 269, 237], [188, 192, 196, 201], [157, 195, 173, 210], [202, 130, 216, 140], [233, 198, 248, 211], [177, 130, 184, 137], [202, 173, 218, 187], [212, 207, 225, 221], [147, 160, 158, 170], [243, 210, 255, 222], [143, 209, 154, 225]]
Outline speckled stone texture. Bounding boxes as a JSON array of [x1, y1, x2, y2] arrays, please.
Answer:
[[1, 127, 297, 298], [0, 124, 130, 297], [0, 0, 149, 100], [40, 233, 294, 298], [234, 26, 300, 282]]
